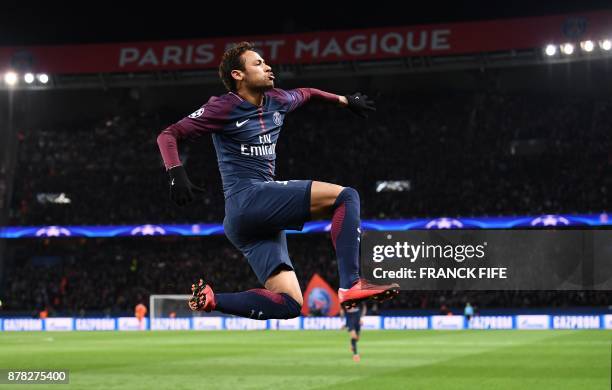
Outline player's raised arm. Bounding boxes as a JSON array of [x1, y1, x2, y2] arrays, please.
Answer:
[[272, 88, 376, 118]]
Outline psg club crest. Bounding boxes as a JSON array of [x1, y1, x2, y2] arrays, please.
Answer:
[[308, 288, 332, 316], [302, 273, 339, 316], [273, 111, 283, 126]]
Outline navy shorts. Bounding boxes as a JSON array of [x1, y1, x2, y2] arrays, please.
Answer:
[[346, 313, 361, 333], [223, 180, 313, 284]]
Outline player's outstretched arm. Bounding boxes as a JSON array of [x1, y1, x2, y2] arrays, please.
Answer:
[[292, 88, 376, 119], [279, 88, 375, 118]]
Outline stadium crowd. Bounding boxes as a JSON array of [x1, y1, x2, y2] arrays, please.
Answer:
[[7, 91, 611, 225], [3, 85, 611, 316], [2, 237, 609, 316]]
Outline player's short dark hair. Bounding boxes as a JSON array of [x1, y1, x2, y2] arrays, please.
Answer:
[[219, 41, 254, 92]]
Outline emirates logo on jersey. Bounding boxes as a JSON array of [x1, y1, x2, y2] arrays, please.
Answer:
[[273, 111, 282, 126]]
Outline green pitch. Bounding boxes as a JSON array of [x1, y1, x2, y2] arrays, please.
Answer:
[[0, 330, 609, 389]]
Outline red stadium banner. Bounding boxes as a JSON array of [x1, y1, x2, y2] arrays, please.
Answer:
[[0, 11, 611, 74], [302, 273, 340, 317]]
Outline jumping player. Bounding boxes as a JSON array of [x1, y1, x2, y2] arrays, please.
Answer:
[[156, 42, 399, 320]]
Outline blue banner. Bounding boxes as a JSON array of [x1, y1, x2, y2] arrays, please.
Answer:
[[1, 314, 610, 331], [1, 213, 610, 238]]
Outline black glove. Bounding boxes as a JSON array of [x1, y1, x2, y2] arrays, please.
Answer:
[[167, 165, 205, 207], [345, 92, 376, 119]]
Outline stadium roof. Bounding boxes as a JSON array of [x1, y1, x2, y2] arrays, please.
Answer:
[[0, 1, 609, 45], [0, 1, 610, 89]]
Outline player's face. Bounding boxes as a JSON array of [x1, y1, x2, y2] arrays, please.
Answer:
[[237, 50, 274, 91]]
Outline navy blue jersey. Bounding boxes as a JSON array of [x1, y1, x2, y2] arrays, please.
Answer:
[[172, 89, 310, 197]]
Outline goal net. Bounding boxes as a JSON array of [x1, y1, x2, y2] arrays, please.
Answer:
[[149, 294, 192, 319]]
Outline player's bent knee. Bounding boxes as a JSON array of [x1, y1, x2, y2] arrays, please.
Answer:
[[335, 186, 360, 207], [345, 186, 360, 199], [264, 268, 303, 307]]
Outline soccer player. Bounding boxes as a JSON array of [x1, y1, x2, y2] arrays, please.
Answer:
[[464, 301, 474, 323], [134, 303, 147, 330], [342, 302, 367, 362], [156, 42, 399, 321]]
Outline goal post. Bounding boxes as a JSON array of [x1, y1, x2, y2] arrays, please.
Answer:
[[149, 294, 192, 320]]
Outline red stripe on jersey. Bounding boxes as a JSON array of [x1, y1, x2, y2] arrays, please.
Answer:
[[257, 107, 273, 177]]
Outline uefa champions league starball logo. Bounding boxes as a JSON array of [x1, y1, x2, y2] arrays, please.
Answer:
[[425, 218, 463, 229], [35, 226, 72, 237], [308, 288, 332, 316], [273, 111, 282, 126], [130, 224, 166, 236], [530, 215, 570, 227]]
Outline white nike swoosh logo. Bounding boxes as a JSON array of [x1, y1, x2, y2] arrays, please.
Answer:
[[236, 119, 250, 127]]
